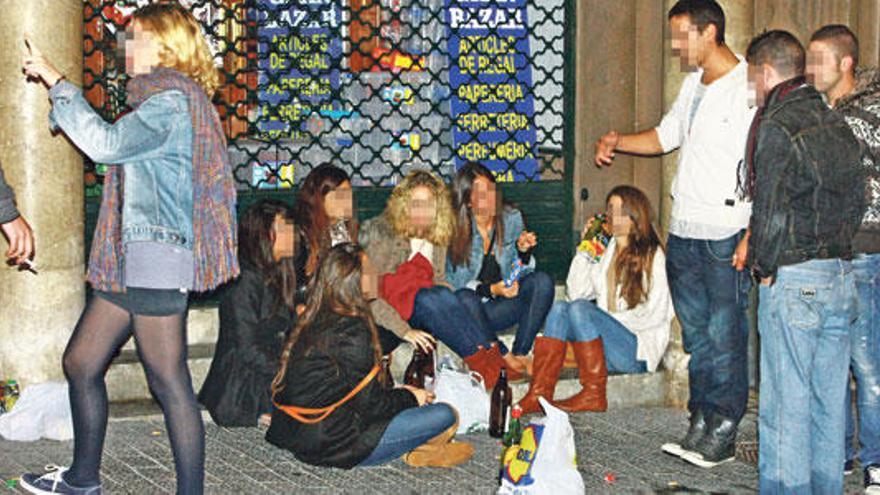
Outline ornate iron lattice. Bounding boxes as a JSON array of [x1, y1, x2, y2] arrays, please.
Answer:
[[82, 0, 568, 194]]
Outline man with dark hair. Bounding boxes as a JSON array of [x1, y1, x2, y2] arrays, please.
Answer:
[[0, 161, 34, 267], [811, 24, 860, 72], [808, 24, 880, 492], [667, 0, 726, 44], [595, 0, 755, 468], [746, 29, 864, 493]]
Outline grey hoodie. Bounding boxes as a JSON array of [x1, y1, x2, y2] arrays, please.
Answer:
[[0, 162, 20, 225], [836, 67, 880, 253]]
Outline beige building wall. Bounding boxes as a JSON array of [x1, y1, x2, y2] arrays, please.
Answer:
[[0, 0, 85, 385], [574, 0, 880, 407]]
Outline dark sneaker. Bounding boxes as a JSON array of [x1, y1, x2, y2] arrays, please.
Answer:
[[845, 458, 855, 476], [681, 414, 737, 468], [20, 466, 102, 495], [662, 410, 707, 457], [865, 464, 880, 494]]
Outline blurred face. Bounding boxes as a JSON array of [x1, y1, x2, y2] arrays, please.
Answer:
[[324, 180, 353, 221], [271, 214, 296, 262], [806, 40, 844, 94], [124, 21, 162, 76], [408, 185, 437, 232], [606, 196, 633, 238], [469, 175, 497, 218], [747, 63, 774, 107], [670, 15, 713, 71], [360, 253, 379, 300]]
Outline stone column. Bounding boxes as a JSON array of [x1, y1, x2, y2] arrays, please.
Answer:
[[659, 0, 755, 408], [858, 0, 880, 67], [0, 0, 85, 385], [572, 0, 639, 231]]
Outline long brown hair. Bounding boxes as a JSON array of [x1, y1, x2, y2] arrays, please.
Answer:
[[238, 199, 298, 312], [607, 186, 663, 309], [449, 162, 505, 267], [271, 243, 383, 396], [294, 165, 354, 275]]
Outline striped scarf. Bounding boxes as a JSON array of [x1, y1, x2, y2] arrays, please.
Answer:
[[87, 67, 239, 292]]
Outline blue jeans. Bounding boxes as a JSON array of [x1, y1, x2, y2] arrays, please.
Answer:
[[454, 272, 555, 356], [666, 232, 750, 422], [410, 286, 493, 358], [845, 253, 880, 466], [758, 259, 856, 494], [358, 403, 457, 466], [544, 300, 647, 374]]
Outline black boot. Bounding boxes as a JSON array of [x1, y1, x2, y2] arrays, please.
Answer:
[[682, 414, 737, 468], [661, 410, 708, 457]]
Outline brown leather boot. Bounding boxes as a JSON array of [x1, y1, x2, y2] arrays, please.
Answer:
[[463, 344, 522, 390], [554, 339, 607, 412], [403, 416, 475, 467], [563, 343, 577, 368], [517, 337, 566, 415]]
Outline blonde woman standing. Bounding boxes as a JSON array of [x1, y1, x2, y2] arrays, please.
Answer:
[[21, 4, 237, 494]]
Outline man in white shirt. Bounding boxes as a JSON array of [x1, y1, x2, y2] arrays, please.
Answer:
[[594, 0, 755, 468]]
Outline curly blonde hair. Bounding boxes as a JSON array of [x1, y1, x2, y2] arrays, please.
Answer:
[[385, 170, 455, 247], [132, 3, 221, 97]]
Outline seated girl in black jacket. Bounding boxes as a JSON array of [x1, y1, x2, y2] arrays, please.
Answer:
[[266, 243, 473, 468], [199, 199, 298, 427]]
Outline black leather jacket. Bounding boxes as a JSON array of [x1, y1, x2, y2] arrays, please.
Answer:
[[748, 78, 865, 279]]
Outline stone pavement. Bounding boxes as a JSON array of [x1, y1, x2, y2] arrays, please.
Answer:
[[0, 406, 763, 495], [0, 405, 870, 494]]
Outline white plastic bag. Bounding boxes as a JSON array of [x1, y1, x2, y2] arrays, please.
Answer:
[[432, 355, 490, 434], [498, 397, 585, 494], [0, 382, 73, 442]]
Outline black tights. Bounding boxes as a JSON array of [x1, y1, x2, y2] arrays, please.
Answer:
[[62, 296, 204, 494]]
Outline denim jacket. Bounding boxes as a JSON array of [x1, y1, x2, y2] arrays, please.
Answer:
[[748, 81, 865, 279], [445, 207, 535, 290], [49, 81, 195, 250]]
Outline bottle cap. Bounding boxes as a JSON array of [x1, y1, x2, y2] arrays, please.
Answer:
[[511, 406, 522, 419]]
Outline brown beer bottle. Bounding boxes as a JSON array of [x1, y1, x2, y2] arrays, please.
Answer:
[[380, 355, 394, 388], [420, 347, 435, 385], [489, 367, 511, 438], [403, 349, 424, 388]]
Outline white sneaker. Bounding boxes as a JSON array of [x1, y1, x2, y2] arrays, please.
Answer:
[[661, 442, 687, 457], [865, 464, 880, 494]]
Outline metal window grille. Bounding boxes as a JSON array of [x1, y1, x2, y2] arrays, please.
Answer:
[[82, 0, 571, 194]]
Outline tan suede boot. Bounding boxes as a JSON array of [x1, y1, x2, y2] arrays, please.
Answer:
[[517, 337, 566, 414], [554, 339, 608, 412], [403, 417, 475, 467]]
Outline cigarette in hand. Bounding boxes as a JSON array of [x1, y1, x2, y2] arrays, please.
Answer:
[[21, 259, 38, 273]]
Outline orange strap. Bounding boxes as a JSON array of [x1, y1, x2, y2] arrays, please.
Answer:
[[274, 365, 381, 424]]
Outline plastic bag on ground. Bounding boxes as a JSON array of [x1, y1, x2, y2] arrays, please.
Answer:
[[0, 382, 73, 442], [432, 355, 490, 434], [498, 397, 585, 494]]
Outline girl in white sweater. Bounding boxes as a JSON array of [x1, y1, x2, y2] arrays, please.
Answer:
[[519, 185, 674, 414]]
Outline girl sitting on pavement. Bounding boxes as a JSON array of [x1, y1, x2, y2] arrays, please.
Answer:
[[266, 243, 473, 468], [359, 170, 516, 390], [518, 185, 674, 414], [446, 162, 555, 377], [199, 200, 297, 428]]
